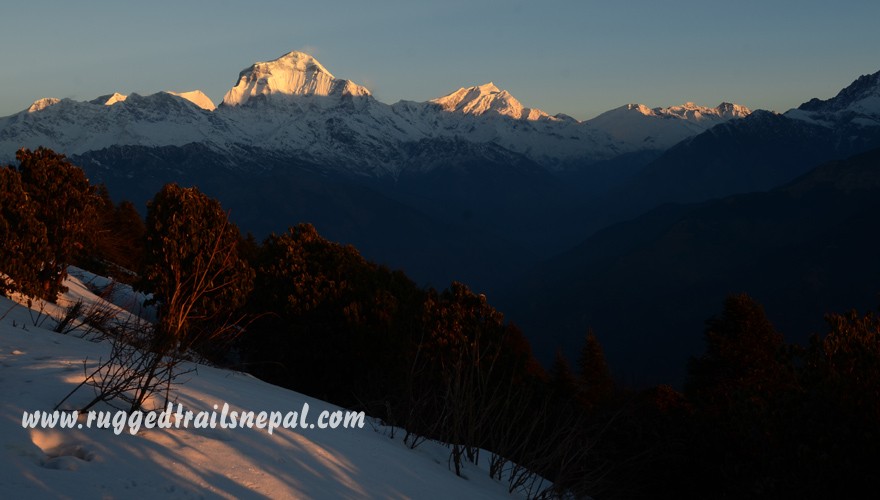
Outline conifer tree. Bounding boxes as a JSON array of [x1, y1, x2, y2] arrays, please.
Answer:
[[550, 348, 578, 399], [577, 329, 614, 408], [685, 293, 792, 413]]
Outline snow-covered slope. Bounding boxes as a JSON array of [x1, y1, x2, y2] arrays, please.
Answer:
[[91, 93, 128, 106], [168, 90, 216, 111], [587, 101, 752, 150], [786, 69, 880, 127], [27, 98, 63, 112], [0, 93, 229, 158], [0, 269, 538, 498]]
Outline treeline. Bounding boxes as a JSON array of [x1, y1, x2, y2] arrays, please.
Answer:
[[2, 148, 879, 498], [548, 294, 880, 499], [680, 295, 880, 498]]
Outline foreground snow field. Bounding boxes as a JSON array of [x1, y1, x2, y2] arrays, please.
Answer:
[[0, 270, 533, 498]]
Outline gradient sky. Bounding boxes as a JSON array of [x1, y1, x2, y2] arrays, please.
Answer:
[[2, 0, 879, 120]]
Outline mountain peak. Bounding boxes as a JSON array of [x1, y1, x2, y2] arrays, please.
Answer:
[[166, 90, 216, 111], [88, 93, 128, 106], [602, 102, 750, 122], [221, 51, 371, 107], [715, 102, 752, 118], [622, 103, 655, 115], [26, 97, 61, 113], [430, 83, 549, 120], [477, 82, 500, 93], [797, 69, 880, 116], [587, 100, 752, 150], [659, 102, 751, 121]]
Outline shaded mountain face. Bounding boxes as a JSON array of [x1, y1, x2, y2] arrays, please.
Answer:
[[796, 69, 880, 118], [72, 144, 532, 292], [561, 71, 880, 247], [502, 147, 880, 386]]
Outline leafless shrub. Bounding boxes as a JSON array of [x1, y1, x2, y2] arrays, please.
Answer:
[[0, 300, 18, 321], [53, 300, 86, 335], [28, 298, 51, 328], [53, 284, 130, 339], [54, 315, 193, 413]]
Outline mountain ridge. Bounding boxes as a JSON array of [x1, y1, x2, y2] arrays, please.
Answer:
[[0, 50, 754, 173], [503, 146, 880, 384], [585, 101, 752, 150]]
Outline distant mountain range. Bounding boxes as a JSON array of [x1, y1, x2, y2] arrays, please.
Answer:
[[555, 69, 880, 246], [0, 51, 751, 172], [0, 50, 763, 283], [2, 51, 878, 384]]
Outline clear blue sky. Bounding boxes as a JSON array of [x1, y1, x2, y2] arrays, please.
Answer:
[[2, 0, 878, 120]]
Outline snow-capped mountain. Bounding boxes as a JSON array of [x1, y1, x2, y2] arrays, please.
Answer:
[[27, 97, 63, 112], [785, 69, 880, 127], [389, 95, 614, 170], [168, 90, 216, 111], [586, 101, 752, 150], [429, 82, 551, 120], [221, 51, 371, 106], [0, 91, 228, 158], [0, 50, 748, 175], [585, 73, 880, 242]]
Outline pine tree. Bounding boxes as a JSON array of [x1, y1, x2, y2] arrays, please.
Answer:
[[685, 293, 792, 413], [550, 348, 578, 399], [683, 293, 799, 497], [577, 329, 614, 409]]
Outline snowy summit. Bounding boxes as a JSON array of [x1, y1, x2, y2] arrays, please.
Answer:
[[166, 90, 216, 111], [91, 93, 128, 106], [787, 69, 880, 127], [587, 101, 752, 148], [430, 82, 551, 121], [221, 51, 371, 107], [26, 98, 62, 113]]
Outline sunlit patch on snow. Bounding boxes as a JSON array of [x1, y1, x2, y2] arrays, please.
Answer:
[[31, 429, 97, 470]]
